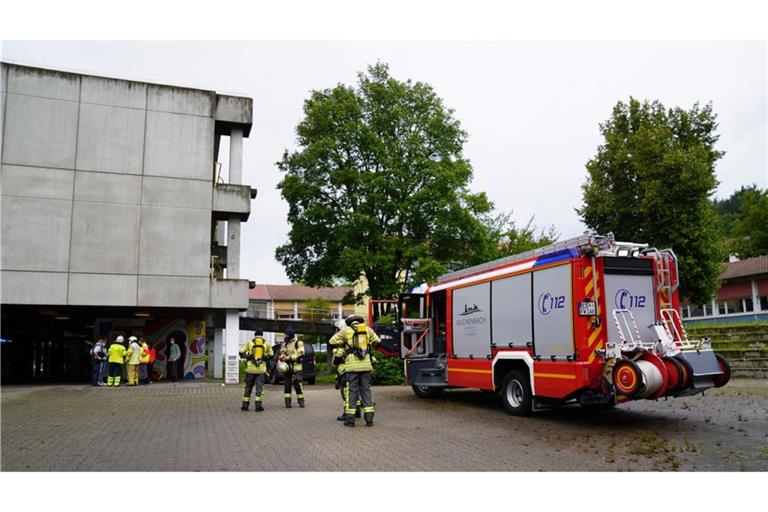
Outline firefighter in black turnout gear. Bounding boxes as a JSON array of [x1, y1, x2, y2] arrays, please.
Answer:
[[279, 328, 305, 408], [239, 329, 274, 411], [328, 314, 381, 427]]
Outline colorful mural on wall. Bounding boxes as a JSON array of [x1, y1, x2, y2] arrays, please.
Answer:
[[97, 318, 207, 380]]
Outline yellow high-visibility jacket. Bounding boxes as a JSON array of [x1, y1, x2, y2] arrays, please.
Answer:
[[140, 343, 150, 364], [126, 341, 142, 365], [239, 337, 273, 374], [328, 325, 380, 373], [108, 343, 127, 364], [280, 339, 304, 373]]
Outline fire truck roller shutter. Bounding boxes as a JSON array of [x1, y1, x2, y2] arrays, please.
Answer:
[[491, 273, 532, 347], [452, 282, 491, 359], [532, 263, 574, 360], [603, 266, 657, 346]]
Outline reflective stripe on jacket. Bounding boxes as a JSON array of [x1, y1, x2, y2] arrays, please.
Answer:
[[239, 337, 273, 374]]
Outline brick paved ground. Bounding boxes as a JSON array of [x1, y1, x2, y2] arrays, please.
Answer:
[[2, 379, 767, 471]]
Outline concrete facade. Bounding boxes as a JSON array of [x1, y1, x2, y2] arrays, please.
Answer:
[[0, 63, 253, 309]]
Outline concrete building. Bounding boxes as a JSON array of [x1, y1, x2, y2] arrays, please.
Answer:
[[0, 62, 253, 384], [682, 254, 768, 324]]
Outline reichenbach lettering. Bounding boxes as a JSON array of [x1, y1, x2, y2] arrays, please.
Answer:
[[456, 317, 487, 326]]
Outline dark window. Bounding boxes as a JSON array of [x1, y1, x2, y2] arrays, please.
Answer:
[[703, 304, 713, 316], [724, 299, 743, 314], [690, 304, 704, 317], [717, 302, 726, 315], [745, 298, 754, 312], [761, 296, 768, 311]]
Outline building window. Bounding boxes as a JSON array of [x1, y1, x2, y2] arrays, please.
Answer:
[[723, 299, 744, 314], [681, 307, 690, 318], [717, 302, 726, 315], [744, 298, 754, 312], [690, 304, 704, 317], [761, 296, 768, 311], [703, 304, 713, 316]]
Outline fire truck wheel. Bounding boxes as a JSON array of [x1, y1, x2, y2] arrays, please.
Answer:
[[612, 359, 642, 398], [501, 371, 532, 416], [712, 354, 731, 388], [412, 385, 444, 398]]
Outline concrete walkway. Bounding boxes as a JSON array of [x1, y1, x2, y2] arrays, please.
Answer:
[[2, 380, 767, 471]]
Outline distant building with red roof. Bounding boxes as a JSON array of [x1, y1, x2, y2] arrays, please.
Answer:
[[683, 254, 768, 323]]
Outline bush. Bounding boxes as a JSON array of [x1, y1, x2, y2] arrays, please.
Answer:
[[371, 350, 405, 385]]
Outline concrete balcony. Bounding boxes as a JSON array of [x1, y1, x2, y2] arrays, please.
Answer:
[[212, 183, 252, 221], [210, 278, 249, 309]]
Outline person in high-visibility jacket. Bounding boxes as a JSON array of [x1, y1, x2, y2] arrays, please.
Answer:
[[239, 329, 274, 411], [279, 328, 305, 408], [125, 336, 142, 386], [107, 336, 127, 387], [331, 320, 362, 421], [328, 314, 380, 427], [138, 338, 150, 385]]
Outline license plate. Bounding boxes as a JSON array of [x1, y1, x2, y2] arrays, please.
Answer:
[[579, 301, 597, 316]]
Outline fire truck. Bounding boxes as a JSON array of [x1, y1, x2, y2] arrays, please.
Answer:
[[370, 233, 731, 415]]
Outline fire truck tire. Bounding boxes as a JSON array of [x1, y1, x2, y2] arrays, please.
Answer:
[[612, 359, 643, 398], [712, 354, 731, 388], [500, 371, 532, 416], [412, 385, 443, 398]]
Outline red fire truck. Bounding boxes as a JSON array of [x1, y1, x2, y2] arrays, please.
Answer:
[[371, 233, 731, 415]]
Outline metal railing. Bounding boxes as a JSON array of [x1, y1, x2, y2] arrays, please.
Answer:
[[242, 307, 360, 326]]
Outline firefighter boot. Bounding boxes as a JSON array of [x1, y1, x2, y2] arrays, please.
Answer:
[[255, 403, 264, 412], [355, 406, 362, 418], [344, 417, 355, 428], [285, 397, 292, 409], [298, 398, 305, 408], [364, 412, 374, 427], [241, 401, 249, 411], [337, 411, 347, 421]]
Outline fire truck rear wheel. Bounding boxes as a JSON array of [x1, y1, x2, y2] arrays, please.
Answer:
[[501, 371, 532, 416], [412, 385, 443, 398]]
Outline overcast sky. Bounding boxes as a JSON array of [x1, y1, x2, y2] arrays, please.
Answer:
[[3, 41, 766, 286]]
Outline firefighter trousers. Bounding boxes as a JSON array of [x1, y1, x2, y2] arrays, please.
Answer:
[[107, 362, 123, 386], [346, 371, 374, 422], [284, 371, 304, 405], [127, 364, 139, 385], [339, 373, 361, 414], [242, 373, 265, 407]]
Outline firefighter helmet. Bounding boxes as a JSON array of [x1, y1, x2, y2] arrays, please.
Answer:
[[345, 314, 365, 326], [276, 361, 289, 375]]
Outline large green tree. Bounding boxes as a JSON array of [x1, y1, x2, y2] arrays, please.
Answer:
[[579, 98, 726, 304], [276, 63, 502, 299], [715, 184, 768, 258]]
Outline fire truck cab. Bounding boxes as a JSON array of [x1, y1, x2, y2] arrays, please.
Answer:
[[382, 233, 731, 415]]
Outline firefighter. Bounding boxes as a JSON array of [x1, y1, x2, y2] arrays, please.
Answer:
[[107, 335, 127, 387], [331, 321, 361, 421], [279, 328, 305, 408], [328, 314, 380, 427], [239, 328, 273, 411], [125, 336, 142, 386]]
